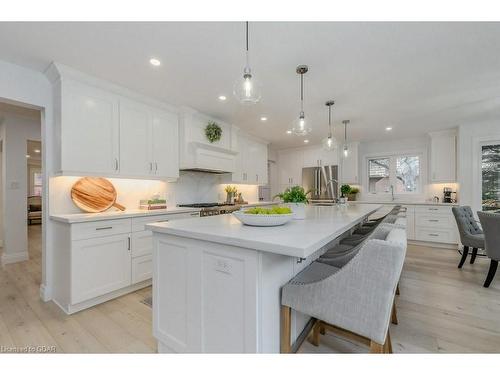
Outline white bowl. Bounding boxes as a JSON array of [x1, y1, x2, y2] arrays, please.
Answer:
[[232, 210, 294, 227]]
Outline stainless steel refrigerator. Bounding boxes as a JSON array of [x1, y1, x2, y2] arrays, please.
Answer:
[[302, 165, 338, 200]]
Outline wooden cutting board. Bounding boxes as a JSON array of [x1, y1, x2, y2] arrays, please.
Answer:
[[71, 177, 126, 213]]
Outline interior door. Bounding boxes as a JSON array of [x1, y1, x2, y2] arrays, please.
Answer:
[[119, 100, 152, 177], [152, 110, 179, 178]]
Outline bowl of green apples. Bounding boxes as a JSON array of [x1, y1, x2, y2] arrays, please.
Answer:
[[232, 206, 294, 227]]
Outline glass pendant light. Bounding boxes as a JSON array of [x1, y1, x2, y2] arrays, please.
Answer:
[[342, 120, 350, 157], [291, 65, 312, 136], [321, 100, 338, 151], [233, 21, 262, 104]]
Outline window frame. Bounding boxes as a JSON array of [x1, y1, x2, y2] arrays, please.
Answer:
[[365, 152, 424, 196]]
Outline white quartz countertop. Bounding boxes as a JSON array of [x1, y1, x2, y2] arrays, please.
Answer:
[[147, 204, 382, 258], [50, 206, 201, 224], [348, 200, 458, 206]]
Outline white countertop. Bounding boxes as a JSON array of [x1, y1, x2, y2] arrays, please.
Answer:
[[50, 206, 201, 223], [147, 203, 382, 258], [348, 200, 458, 206], [50, 201, 277, 224]]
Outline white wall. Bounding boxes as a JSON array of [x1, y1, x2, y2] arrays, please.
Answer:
[[0, 129, 4, 246], [0, 112, 41, 263], [0, 59, 53, 300], [458, 121, 500, 212]]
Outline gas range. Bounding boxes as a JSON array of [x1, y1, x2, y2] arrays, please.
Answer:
[[177, 203, 241, 217]]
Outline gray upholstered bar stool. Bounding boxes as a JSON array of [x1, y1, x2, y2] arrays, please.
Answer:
[[452, 206, 485, 268], [280, 227, 407, 353], [477, 211, 500, 287]]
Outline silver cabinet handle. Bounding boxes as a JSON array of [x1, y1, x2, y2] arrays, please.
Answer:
[[155, 162, 158, 172], [428, 219, 439, 222], [428, 233, 439, 237], [127, 236, 131, 251], [149, 162, 153, 172], [96, 226, 113, 231], [114, 158, 119, 171], [429, 208, 439, 211]]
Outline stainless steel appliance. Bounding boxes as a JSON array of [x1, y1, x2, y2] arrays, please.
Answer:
[[177, 203, 241, 217], [302, 165, 338, 201]]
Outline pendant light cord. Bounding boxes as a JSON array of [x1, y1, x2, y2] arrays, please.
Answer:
[[328, 105, 332, 135], [246, 21, 249, 52], [344, 121, 347, 141], [300, 73, 304, 112], [244, 21, 250, 72]]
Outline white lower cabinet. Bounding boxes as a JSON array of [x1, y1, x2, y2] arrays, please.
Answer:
[[72, 233, 132, 304], [52, 211, 200, 314]]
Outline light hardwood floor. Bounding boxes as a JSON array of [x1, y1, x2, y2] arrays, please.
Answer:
[[1, 226, 499, 353]]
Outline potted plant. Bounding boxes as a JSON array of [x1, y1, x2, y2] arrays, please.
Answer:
[[274, 186, 310, 219], [347, 186, 359, 201], [224, 185, 237, 204], [339, 184, 351, 204]]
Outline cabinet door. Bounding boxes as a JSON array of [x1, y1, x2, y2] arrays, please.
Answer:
[[152, 110, 179, 178], [71, 234, 131, 304], [254, 141, 268, 185], [119, 100, 153, 177], [279, 150, 303, 186], [302, 148, 319, 168], [62, 80, 120, 174], [341, 142, 358, 184], [431, 135, 456, 182]]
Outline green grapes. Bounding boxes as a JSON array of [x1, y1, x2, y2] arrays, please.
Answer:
[[243, 206, 292, 215]]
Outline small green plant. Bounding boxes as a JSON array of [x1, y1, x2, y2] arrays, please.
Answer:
[[274, 186, 311, 204], [224, 185, 237, 194], [205, 121, 222, 143], [349, 186, 359, 194], [340, 184, 351, 197]]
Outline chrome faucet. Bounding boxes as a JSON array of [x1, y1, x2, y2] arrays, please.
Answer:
[[326, 178, 338, 201]]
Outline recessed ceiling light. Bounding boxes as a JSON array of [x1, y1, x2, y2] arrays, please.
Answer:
[[34, 149, 41, 153], [286, 130, 292, 134], [304, 139, 309, 143], [149, 58, 161, 67], [218, 95, 227, 101], [26, 154, 30, 158], [385, 127, 393, 131], [260, 116, 267, 122]]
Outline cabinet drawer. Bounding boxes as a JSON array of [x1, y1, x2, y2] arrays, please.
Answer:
[[415, 214, 454, 229], [131, 211, 200, 232], [415, 228, 457, 244], [132, 254, 152, 284], [131, 230, 153, 258], [414, 206, 452, 214], [72, 218, 131, 240], [131, 215, 172, 232]]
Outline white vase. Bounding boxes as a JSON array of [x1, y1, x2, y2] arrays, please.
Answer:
[[338, 197, 347, 204], [287, 202, 306, 220]]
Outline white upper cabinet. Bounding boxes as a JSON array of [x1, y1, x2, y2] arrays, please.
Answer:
[[119, 99, 152, 177], [152, 110, 179, 179], [229, 132, 268, 185], [48, 64, 179, 179], [429, 130, 457, 183], [278, 149, 303, 187], [303, 146, 338, 167], [61, 80, 120, 175], [340, 142, 359, 184]]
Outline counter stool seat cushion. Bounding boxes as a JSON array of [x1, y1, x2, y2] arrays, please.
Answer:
[[340, 234, 368, 246], [318, 243, 363, 268]]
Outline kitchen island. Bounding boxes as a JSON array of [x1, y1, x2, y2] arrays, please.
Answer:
[[147, 203, 382, 353]]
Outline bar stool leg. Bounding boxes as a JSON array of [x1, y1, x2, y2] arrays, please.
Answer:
[[391, 301, 398, 325], [280, 305, 292, 353], [311, 320, 321, 346], [395, 283, 400, 296]]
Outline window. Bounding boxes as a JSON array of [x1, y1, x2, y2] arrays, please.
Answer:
[[481, 144, 500, 211], [31, 170, 42, 196], [367, 154, 421, 194]]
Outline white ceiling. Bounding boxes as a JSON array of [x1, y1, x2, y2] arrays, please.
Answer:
[[0, 22, 500, 149]]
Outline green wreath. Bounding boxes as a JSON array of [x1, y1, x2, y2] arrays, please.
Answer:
[[205, 121, 222, 143]]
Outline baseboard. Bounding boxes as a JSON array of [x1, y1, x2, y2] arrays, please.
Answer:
[[54, 279, 152, 315], [39, 284, 52, 302], [1, 251, 29, 266]]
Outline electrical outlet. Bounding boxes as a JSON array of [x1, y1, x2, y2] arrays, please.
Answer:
[[214, 258, 231, 274]]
